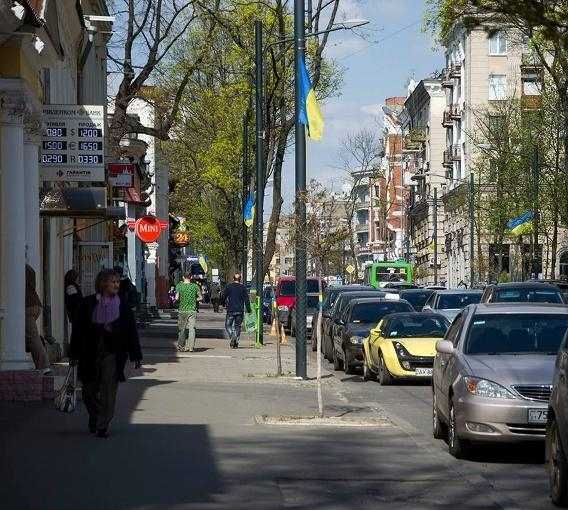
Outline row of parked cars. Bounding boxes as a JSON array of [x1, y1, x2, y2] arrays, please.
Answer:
[[312, 280, 568, 506]]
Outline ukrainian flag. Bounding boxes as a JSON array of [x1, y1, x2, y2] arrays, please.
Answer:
[[198, 255, 208, 273], [299, 56, 324, 141], [507, 211, 534, 236], [244, 192, 254, 227]]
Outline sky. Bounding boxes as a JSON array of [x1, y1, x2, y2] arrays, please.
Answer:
[[272, 0, 444, 214]]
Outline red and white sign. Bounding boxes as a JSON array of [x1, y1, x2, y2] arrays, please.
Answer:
[[127, 216, 168, 243], [108, 163, 135, 188]]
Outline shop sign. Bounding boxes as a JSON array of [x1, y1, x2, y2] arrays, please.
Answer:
[[127, 216, 168, 243], [40, 105, 105, 182], [173, 230, 190, 247], [108, 163, 135, 188]]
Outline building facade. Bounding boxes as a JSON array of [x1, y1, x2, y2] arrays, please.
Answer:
[[400, 78, 448, 286], [0, 0, 111, 374]]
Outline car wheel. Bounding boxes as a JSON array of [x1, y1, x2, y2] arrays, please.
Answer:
[[362, 358, 374, 382], [432, 389, 446, 440], [448, 398, 469, 459], [332, 346, 343, 371], [378, 354, 392, 385], [548, 417, 568, 506]]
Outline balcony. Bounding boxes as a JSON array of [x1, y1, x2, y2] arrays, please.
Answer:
[[521, 94, 542, 111], [521, 53, 543, 74], [409, 127, 428, 143], [355, 221, 369, 234], [443, 149, 453, 168], [442, 69, 453, 88], [402, 134, 423, 153], [450, 104, 462, 120], [449, 63, 461, 78]]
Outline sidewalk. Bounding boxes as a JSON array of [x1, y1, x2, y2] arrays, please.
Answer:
[[0, 306, 510, 509]]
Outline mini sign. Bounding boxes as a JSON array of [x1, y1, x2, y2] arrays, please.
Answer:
[[40, 105, 105, 182], [127, 216, 168, 243]]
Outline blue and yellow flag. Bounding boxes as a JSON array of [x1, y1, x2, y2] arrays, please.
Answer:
[[299, 56, 324, 141], [198, 255, 208, 273], [244, 192, 255, 227], [507, 211, 534, 236]]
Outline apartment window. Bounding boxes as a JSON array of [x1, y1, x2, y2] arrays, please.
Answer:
[[522, 74, 541, 96], [489, 74, 507, 100], [489, 31, 507, 55]]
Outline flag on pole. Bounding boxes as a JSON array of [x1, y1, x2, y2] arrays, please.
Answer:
[[298, 55, 324, 141], [507, 211, 534, 236], [244, 192, 255, 227], [198, 255, 208, 273]]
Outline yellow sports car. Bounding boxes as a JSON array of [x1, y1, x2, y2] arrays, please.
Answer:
[[362, 312, 450, 384]]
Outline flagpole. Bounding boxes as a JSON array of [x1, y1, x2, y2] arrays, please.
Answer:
[[294, 0, 307, 378], [255, 20, 265, 346]]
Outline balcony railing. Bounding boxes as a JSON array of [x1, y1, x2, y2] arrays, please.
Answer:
[[442, 109, 453, 127], [409, 127, 428, 143], [442, 69, 453, 88], [402, 134, 422, 152], [521, 52, 543, 72], [521, 94, 542, 111], [450, 104, 462, 120]]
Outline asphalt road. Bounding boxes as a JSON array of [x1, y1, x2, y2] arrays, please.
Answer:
[[311, 347, 556, 510]]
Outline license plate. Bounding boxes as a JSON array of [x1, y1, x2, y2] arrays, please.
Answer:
[[528, 409, 548, 424], [415, 368, 433, 376]]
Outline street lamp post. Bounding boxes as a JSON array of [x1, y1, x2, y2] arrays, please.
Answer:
[[255, 20, 265, 345], [469, 172, 475, 287], [433, 187, 438, 286], [532, 146, 540, 278], [242, 107, 250, 280], [294, 0, 308, 378]]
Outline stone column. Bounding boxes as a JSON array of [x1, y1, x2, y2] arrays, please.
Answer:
[[0, 93, 31, 369], [24, 115, 41, 274]]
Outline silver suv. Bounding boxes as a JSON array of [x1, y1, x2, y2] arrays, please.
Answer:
[[432, 303, 568, 458]]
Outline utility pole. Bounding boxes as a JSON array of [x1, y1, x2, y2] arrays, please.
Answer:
[[469, 172, 475, 287], [294, 0, 307, 378], [433, 187, 438, 286], [241, 106, 250, 280], [254, 20, 264, 345], [532, 146, 540, 278]]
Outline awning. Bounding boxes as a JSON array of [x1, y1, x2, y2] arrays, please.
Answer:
[[40, 188, 125, 219]]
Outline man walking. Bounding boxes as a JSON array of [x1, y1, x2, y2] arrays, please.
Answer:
[[210, 282, 221, 313], [176, 273, 201, 352], [222, 273, 251, 349]]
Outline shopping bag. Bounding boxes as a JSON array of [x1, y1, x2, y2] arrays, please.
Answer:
[[244, 312, 257, 333], [55, 366, 77, 413]]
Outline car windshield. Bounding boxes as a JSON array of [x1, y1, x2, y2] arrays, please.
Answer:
[[307, 295, 319, 309], [466, 314, 568, 354], [400, 291, 433, 310], [438, 293, 481, 309], [493, 288, 563, 304], [386, 316, 449, 338], [350, 302, 412, 323], [280, 280, 321, 297]]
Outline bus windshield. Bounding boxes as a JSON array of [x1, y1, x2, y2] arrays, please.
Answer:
[[369, 261, 413, 288]]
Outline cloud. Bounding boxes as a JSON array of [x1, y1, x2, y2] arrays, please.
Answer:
[[360, 103, 383, 116]]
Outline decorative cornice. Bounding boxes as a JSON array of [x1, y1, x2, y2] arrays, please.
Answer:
[[24, 111, 42, 144], [0, 91, 29, 124]]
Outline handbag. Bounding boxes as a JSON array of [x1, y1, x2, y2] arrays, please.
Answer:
[[55, 366, 78, 413]]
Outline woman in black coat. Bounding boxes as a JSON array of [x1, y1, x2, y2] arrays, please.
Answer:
[[69, 269, 142, 438]]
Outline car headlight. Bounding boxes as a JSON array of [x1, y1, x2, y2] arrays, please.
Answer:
[[307, 314, 313, 324], [463, 377, 516, 399], [350, 336, 364, 345], [278, 305, 289, 311], [392, 341, 411, 359]]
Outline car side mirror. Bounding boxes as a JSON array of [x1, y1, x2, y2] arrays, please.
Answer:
[[423, 305, 432, 311], [436, 340, 454, 355]]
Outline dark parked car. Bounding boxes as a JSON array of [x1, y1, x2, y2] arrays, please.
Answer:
[[547, 330, 568, 506], [332, 297, 414, 374], [323, 290, 385, 361], [383, 282, 420, 290], [290, 294, 320, 337], [399, 289, 435, 312], [481, 282, 565, 304], [311, 285, 368, 351]]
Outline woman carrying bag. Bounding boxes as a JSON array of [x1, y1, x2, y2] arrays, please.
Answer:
[[69, 269, 143, 438]]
